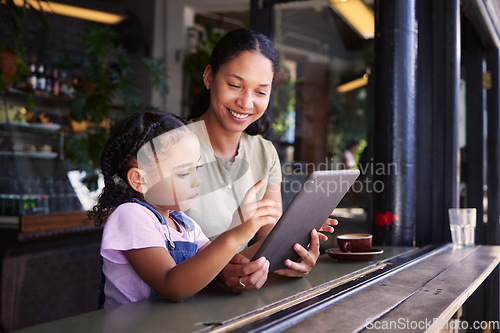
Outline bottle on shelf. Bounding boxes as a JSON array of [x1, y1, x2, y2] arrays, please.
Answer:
[[53, 177, 66, 211], [43, 176, 56, 213], [37, 64, 47, 94], [46, 66, 53, 96], [32, 177, 48, 214], [67, 74, 78, 97], [12, 178, 22, 215], [0, 177, 11, 216], [19, 178, 33, 215], [60, 71, 69, 96], [27, 57, 38, 92], [52, 67, 60, 97]]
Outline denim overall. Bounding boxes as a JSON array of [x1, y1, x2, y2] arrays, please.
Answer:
[[132, 199, 198, 298], [97, 200, 199, 308]]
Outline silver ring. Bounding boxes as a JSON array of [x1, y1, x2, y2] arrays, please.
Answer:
[[238, 277, 245, 288]]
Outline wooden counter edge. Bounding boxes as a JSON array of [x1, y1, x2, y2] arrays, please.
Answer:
[[20, 210, 92, 233]]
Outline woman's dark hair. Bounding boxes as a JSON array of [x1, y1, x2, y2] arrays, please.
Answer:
[[89, 110, 187, 226], [188, 28, 279, 137]]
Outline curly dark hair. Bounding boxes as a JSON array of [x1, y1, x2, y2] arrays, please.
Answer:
[[188, 28, 279, 138], [89, 110, 187, 226]]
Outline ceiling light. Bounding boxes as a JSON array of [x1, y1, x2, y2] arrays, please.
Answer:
[[13, 0, 127, 25], [329, 0, 375, 39]]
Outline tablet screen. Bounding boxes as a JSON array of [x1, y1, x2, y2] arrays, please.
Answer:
[[252, 169, 360, 271]]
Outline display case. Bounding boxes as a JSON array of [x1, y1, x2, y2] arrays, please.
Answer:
[[0, 91, 101, 333], [0, 89, 83, 222]]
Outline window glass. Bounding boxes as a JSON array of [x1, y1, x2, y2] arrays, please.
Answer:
[[272, 1, 374, 242], [190, 1, 375, 243]]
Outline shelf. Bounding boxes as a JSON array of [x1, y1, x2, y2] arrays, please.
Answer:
[[0, 151, 58, 159], [1, 89, 84, 218], [0, 121, 62, 132], [5, 88, 73, 106], [0, 216, 20, 229]]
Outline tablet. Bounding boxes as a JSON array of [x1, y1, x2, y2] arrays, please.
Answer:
[[252, 169, 360, 271]]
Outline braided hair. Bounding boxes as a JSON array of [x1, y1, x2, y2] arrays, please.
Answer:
[[188, 28, 279, 138], [89, 110, 187, 226]]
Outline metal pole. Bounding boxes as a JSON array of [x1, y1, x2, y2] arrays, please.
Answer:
[[487, 48, 500, 245], [372, 0, 417, 246]]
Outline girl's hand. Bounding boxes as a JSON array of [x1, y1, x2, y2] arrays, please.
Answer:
[[273, 229, 321, 277], [218, 253, 269, 291], [232, 179, 281, 245]]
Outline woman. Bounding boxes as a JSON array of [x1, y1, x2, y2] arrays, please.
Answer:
[[186, 28, 336, 291]]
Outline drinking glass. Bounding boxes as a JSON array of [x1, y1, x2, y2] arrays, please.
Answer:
[[448, 208, 476, 247]]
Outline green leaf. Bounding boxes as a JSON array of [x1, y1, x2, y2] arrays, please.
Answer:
[[143, 57, 169, 96]]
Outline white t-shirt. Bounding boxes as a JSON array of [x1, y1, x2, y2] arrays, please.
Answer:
[[100, 202, 209, 308], [342, 150, 356, 169]]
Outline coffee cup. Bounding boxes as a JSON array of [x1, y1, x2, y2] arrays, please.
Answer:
[[337, 234, 373, 253]]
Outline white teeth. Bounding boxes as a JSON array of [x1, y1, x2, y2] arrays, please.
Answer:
[[229, 109, 249, 119]]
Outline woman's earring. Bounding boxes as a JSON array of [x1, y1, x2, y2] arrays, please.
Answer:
[[202, 74, 207, 89], [141, 185, 146, 192]]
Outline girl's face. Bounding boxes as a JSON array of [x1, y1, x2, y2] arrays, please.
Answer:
[[204, 51, 274, 133], [140, 131, 202, 212]]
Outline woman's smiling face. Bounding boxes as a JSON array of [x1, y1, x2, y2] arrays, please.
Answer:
[[204, 50, 274, 133]]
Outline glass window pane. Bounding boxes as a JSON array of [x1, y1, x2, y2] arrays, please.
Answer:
[[273, 1, 374, 241]]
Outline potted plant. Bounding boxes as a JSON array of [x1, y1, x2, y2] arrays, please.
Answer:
[[184, 24, 224, 95], [0, 0, 49, 93], [65, 22, 168, 189]]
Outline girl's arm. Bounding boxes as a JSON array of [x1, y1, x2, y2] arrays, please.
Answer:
[[124, 180, 280, 302], [124, 230, 238, 302]]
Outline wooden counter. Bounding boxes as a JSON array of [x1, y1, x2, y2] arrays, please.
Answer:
[[287, 244, 500, 333], [10, 244, 500, 333], [0, 210, 91, 233]]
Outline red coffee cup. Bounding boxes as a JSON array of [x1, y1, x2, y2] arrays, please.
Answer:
[[337, 234, 373, 253]]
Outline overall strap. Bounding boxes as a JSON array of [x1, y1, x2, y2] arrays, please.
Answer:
[[132, 198, 168, 225], [132, 198, 195, 230]]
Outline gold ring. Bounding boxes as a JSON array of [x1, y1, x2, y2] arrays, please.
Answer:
[[238, 277, 245, 288]]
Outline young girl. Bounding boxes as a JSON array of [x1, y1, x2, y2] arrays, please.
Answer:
[[90, 110, 280, 308]]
